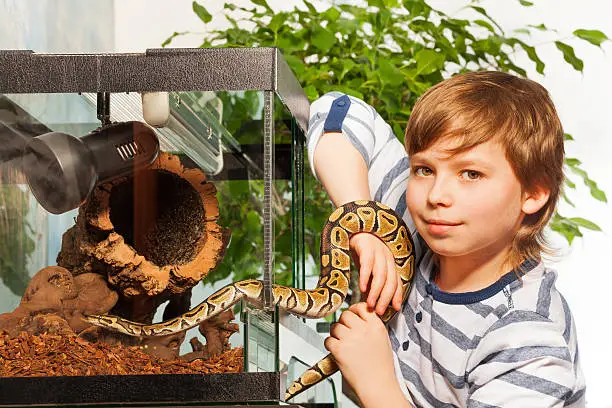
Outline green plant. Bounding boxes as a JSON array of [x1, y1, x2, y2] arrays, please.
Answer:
[[166, 0, 608, 285], [0, 182, 36, 296]]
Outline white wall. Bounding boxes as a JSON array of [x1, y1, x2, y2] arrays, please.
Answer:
[[114, 0, 612, 406], [0, 0, 114, 52]]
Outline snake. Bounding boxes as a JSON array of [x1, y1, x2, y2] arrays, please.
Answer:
[[83, 200, 415, 401]]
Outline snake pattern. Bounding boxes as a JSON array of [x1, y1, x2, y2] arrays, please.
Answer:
[[83, 200, 415, 401]]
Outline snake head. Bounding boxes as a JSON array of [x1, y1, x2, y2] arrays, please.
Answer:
[[81, 314, 101, 324], [81, 313, 117, 329]]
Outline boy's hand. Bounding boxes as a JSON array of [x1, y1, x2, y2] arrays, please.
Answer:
[[324, 303, 399, 404], [350, 233, 403, 315]]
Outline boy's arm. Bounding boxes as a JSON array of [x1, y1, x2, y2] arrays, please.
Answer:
[[307, 92, 409, 205], [325, 303, 414, 408], [313, 131, 371, 206], [309, 94, 408, 313]]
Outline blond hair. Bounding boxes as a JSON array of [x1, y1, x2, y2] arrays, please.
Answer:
[[404, 71, 565, 271]]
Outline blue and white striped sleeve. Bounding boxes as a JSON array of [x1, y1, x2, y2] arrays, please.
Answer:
[[306, 92, 409, 213], [466, 311, 585, 408]]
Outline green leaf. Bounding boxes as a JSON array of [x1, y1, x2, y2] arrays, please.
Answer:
[[555, 41, 584, 71], [524, 45, 545, 74], [368, 0, 386, 8], [162, 31, 187, 47], [568, 165, 608, 202], [379, 57, 405, 86], [568, 217, 602, 231], [303, 84, 319, 100], [473, 19, 496, 33], [550, 213, 583, 245], [568, 165, 587, 179], [267, 13, 286, 32], [403, 0, 430, 16], [519, 0, 534, 6], [564, 178, 576, 189], [338, 59, 357, 81], [513, 28, 530, 35], [510, 39, 545, 74], [383, 0, 401, 7], [323, 6, 341, 22], [311, 26, 337, 52], [469, 6, 504, 33], [585, 179, 608, 202], [563, 133, 574, 141], [565, 157, 582, 166], [251, 0, 273, 12], [283, 54, 306, 75], [573, 29, 609, 47], [414, 49, 445, 76], [561, 191, 575, 207], [192, 1, 212, 23], [245, 210, 262, 234], [303, 0, 317, 13], [529, 23, 551, 31], [392, 123, 404, 141], [335, 86, 364, 99]]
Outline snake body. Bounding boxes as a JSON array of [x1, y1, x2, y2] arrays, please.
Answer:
[[83, 200, 415, 401]]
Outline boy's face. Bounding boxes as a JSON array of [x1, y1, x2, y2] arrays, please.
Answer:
[[406, 137, 529, 262]]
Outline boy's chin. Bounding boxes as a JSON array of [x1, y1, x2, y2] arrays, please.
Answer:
[[421, 238, 474, 258]]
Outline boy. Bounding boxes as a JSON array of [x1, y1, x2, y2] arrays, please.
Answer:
[[307, 71, 585, 407]]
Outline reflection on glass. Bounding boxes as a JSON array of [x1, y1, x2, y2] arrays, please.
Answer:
[[0, 85, 336, 403]]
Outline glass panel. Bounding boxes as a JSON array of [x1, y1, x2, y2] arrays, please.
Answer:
[[0, 90, 293, 381], [0, 49, 315, 406], [236, 92, 299, 373]]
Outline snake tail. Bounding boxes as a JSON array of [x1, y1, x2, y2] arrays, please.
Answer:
[[285, 354, 339, 401]]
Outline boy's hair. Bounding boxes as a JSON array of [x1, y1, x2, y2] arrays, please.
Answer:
[[404, 71, 565, 270]]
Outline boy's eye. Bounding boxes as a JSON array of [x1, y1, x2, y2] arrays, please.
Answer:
[[414, 167, 433, 176], [461, 170, 481, 180]]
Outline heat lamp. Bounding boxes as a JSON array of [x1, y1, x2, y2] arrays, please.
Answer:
[[21, 93, 162, 214]]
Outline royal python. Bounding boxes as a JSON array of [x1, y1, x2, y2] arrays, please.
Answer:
[[83, 200, 415, 401]]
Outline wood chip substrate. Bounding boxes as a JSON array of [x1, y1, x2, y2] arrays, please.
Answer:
[[0, 331, 243, 377]]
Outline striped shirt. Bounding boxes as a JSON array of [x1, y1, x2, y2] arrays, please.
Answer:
[[307, 92, 585, 407]]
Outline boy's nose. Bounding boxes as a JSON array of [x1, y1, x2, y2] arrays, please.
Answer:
[[427, 178, 452, 207]]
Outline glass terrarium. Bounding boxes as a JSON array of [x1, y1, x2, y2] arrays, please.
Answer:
[[0, 48, 335, 407]]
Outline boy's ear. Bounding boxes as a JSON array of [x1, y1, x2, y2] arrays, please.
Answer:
[[521, 185, 551, 215]]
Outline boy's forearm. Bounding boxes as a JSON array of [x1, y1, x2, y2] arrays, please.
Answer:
[[313, 132, 371, 206]]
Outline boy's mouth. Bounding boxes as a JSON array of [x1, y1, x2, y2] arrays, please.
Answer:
[[424, 218, 462, 236], [425, 218, 462, 226]]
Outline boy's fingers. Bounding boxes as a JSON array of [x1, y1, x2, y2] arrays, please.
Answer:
[[338, 309, 361, 328], [392, 280, 403, 311], [329, 322, 350, 339], [358, 250, 374, 293], [389, 257, 403, 311], [324, 336, 338, 353], [375, 263, 396, 315], [348, 302, 375, 320], [366, 258, 386, 308]]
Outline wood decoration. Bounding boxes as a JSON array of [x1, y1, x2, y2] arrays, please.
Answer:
[[56, 152, 229, 323]]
